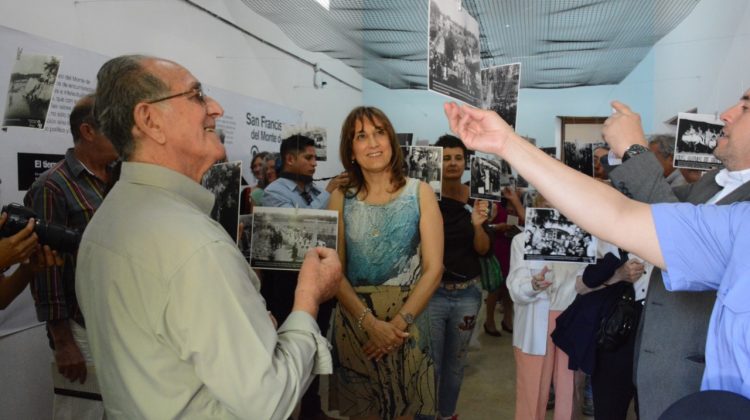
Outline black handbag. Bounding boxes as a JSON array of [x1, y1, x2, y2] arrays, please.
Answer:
[[596, 282, 638, 352]]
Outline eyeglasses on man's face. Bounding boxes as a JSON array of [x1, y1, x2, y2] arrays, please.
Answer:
[[146, 86, 206, 105]]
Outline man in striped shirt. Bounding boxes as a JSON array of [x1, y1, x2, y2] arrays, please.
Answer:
[[24, 93, 118, 419]]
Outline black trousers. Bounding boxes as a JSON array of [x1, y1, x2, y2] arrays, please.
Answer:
[[591, 302, 643, 420], [261, 270, 335, 417]]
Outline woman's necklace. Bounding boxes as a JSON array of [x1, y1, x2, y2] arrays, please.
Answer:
[[363, 188, 394, 237], [367, 210, 381, 237]]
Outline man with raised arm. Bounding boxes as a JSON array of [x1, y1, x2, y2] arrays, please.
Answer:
[[601, 96, 750, 418], [443, 101, 750, 405]]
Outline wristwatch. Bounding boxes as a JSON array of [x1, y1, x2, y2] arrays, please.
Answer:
[[621, 144, 649, 162], [398, 311, 415, 326]]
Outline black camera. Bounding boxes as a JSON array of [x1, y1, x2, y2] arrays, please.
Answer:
[[0, 203, 81, 254]]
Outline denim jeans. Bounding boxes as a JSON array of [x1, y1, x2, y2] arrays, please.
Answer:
[[427, 283, 482, 417]]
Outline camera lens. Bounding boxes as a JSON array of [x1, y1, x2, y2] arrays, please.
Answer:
[[35, 221, 81, 254]]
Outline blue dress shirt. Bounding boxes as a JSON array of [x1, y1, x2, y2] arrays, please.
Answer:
[[262, 177, 330, 209], [652, 202, 750, 399]]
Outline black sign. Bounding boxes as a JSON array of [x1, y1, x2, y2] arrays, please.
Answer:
[[17, 152, 64, 191]]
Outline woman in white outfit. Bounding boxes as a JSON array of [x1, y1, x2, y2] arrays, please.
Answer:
[[507, 196, 586, 420]]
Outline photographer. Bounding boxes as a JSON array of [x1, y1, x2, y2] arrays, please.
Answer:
[[23, 93, 118, 419], [1, 212, 63, 309]]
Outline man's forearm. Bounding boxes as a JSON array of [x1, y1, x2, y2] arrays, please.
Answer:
[[498, 134, 665, 269], [48, 319, 75, 348]]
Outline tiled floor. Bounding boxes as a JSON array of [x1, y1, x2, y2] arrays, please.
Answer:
[[455, 299, 602, 420], [455, 314, 517, 419]]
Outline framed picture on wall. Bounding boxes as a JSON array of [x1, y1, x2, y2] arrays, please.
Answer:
[[557, 116, 607, 177]]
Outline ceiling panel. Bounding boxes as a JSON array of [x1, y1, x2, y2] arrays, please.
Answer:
[[239, 0, 700, 89]]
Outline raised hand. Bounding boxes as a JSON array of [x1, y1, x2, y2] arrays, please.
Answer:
[[297, 247, 342, 304], [602, 101, 648, 158], [293, 247, 342, 317], [443, 102, 515, 156]]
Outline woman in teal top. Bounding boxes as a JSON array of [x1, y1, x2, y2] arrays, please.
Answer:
[[342, 178, 421, 286], [328, 106, 443, 419]]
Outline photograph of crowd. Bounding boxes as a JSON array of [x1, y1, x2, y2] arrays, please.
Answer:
[[402, 145, 443, 199], [523, 207, 596, 264], [428, 0, 481, 106], [250, 207, 338, 271], [470, 153, 513, 201], [201, 160, 242, 242], [674, 112, 724, 170], [3, 52, 60, 129], [481, 62, 521, 128]]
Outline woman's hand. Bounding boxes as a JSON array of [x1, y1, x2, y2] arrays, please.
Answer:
[[361, 317, 409, 360], [531, 266, 552, 291], [614, 258, 645, 283], [0, 214, 39, 268], [471, 199, 491, 226]]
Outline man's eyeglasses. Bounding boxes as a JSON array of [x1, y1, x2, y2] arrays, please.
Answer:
[[146, 87, 205, 105]]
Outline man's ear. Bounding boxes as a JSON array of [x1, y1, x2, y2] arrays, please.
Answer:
[[132, 102, 167, 145], [78, 122, 98, 144], [285, 153, 296, 166]]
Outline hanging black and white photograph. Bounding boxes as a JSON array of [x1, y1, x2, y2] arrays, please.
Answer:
[[201, 160, 242, 242], [465, 149, 474, 170], [428, 0, 481, 106], [238, 214, 253, 262], [673, 112, 724, 170], [470, 153, 512, 201], [250, 207, 338, 271], [523, 207, 596, 264], [305, 126, 327, 162], [481, 62, 521, 128], [402, 145, 443, 199], [3, 52, 61, 129], [283, 125, 328, 161]]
